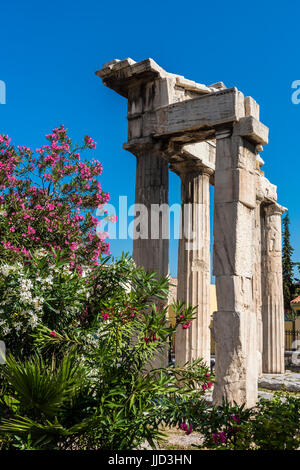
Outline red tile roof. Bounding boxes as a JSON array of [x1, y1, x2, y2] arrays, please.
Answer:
[[291, 296, 300, 305]]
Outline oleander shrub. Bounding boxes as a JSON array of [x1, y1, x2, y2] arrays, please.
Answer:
[[188, 393, 300, 450], [0, 127, 111, 268], [0, 252, 213, 450]]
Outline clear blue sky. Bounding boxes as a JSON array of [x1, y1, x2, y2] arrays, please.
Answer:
[[1, 0, 299, 277]]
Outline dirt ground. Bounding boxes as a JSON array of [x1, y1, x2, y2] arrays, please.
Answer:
[[139, 427, 204, 450]]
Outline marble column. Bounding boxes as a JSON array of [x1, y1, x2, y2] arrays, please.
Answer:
[[133, 146, 169, 278], [175, 163, 211, 367], [132, 145, 169, 368], [253, 201, 263, 377], [212, 129, 258, 407], [262, 203, 287, 373]]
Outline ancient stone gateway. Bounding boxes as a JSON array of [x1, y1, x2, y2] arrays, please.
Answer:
[[96, 58, 287, 407]]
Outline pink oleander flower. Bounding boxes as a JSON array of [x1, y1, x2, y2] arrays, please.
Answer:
[[202, 384, 207, 391], [50, 331, 57, 337], [102, 312, 109, 320], [231, 414, 240, 424], [212, 431, 227, 444], [182, 321, 191, 330]]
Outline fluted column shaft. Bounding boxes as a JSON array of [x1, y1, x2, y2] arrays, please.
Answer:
[[175, 164, 211, 366], [253, 202, 263, 377], [262, 203, 286, 373], [133, 147, 169, 277], [132, 146, 169, 368]]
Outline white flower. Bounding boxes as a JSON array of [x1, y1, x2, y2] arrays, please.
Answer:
[[44, 276, 53, 285], [20, 279, 33, 291], [28, 312, 38, 328], [20, 291, 32, 302], [0, 264, 11, 277], [3, 327, 11, 335], [33, 249, 47, 259], [32, 297, 44, 311]]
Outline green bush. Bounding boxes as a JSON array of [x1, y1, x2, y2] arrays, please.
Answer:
[[190, 393, 300, 450], [0, 255, 212, 450]]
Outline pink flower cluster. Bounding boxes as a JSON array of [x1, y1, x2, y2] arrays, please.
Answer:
[[201, 381, 213, 391], [84, 135, 97, 149], [212, 431, 227, 444], [0, 126, 111, 267]]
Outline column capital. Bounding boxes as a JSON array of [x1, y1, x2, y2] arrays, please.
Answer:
[[264, 202, 288, 217], [215, 129, 232, 140], [170, 160, 214, 178], [123, 138, 163, 158]]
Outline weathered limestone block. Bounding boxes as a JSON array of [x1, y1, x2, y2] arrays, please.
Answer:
[[175, 164, 211, 366], [212, 310, 258, 406], [181, 141, 216, 172], [146, 88, 245, 140], [244, 96, 260, 121], [213, 201, 254, 279], [261, 203, 287, 373], [214, 133, 257, 172], [216, 275, 253, 313], [256, 174, 277, 203], [214, 168, 256, 209], [234, 116, 269, 146]]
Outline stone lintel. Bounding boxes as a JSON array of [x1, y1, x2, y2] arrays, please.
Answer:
[[234, 116, 269, 146], [123, 137, 217, 175], [127, 91, 267, 147], [96, 58, 163, 98], [96, 57, 218, 99], [150, 88, 243, 139]]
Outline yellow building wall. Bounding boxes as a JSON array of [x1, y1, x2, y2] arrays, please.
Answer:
[[168, 284, 218, 353]]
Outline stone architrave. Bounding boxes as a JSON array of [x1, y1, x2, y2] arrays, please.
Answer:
[[174, 162, 212, 367], [261, 203, 287, 373]]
